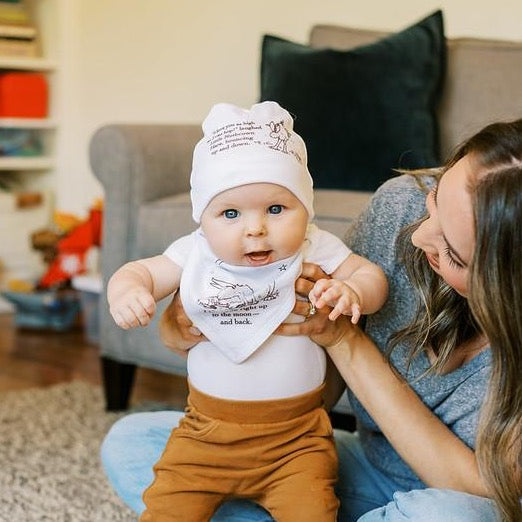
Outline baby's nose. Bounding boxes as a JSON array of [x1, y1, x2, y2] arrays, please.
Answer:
[[245, 218, 266, 236]]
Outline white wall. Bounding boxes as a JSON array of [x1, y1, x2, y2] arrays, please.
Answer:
[[55, 0, 522, 216]]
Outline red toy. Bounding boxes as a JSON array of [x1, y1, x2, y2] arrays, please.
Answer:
[[0, 72, 48, 118], [39, 203, 102, 288]]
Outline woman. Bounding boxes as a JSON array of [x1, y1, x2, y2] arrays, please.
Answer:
[[101, 119, 522, 521]]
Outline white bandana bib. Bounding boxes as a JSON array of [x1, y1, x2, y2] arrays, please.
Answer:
[[180, 231, 302, 363]]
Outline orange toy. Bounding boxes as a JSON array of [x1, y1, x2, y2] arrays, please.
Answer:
[[39, 201, 103, 288]]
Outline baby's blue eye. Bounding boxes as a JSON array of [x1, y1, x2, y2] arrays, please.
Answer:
[[268, 205, 283, 214], [223, 209, 239, 219]]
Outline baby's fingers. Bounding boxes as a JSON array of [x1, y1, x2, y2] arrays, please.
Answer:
[[129, 299, 155, 327], [350, 303, 361, 324], [115, 293, 154, 328], [328, 306, 342, 321], [310, 279, 335, 308], [309, 279, 327, 299], [112, 310, 132, 330], [137, 293, 156, 315], [317, 285, 343, 310], [112, 306, 142, 329], [135, 294, 156, 325]]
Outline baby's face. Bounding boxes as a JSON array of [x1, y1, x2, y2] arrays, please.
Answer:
[[200, 183, 308, 266]]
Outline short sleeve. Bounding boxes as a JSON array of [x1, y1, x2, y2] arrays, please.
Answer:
[[304, 224, 352, 275], [163, 232, 196, 268]]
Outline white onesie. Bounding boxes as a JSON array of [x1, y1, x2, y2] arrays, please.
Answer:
[[164, 223, 351, 400]]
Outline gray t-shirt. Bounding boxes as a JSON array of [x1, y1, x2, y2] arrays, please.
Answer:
[[345, 174, 491, 491]]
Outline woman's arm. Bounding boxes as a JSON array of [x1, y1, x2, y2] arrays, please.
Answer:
[[324, 322, 488, 496], [282, 273, 489, 497]]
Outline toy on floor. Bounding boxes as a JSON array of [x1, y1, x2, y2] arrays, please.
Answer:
[[36, 200, 102, 288], [1, 200, 103, 330]]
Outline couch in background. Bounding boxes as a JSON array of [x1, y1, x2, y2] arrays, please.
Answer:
[[90, 14, 522, 412]]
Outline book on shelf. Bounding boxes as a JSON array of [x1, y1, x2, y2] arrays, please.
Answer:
[[0, 0, 31, 24], [0, 22, 36, 39], [0, 36, 36, 57], [0, 1, 38, 58]]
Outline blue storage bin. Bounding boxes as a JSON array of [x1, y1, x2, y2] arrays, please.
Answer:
[[1, 289, 80, 331]]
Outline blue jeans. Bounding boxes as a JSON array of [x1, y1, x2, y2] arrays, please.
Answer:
[[101, 411, 500, 521]]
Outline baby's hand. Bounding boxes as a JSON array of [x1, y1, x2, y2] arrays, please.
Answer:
[[309, 279, 361, 323], [109, 286, 156, 329]]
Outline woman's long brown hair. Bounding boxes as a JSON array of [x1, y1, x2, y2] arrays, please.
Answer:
[[391, 119, 522, 521]]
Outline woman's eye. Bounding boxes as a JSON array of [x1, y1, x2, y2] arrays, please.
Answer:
[[442, 247, 464, 270], [268, 205, 283, 214], [223, 209, 239, 219]]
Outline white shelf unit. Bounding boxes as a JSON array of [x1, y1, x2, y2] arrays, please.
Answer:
[[0, 156, 53, 170], [0, 0, 59, 284], [0, 56, 56, 71], [0, 117, 57, 128], [0, 117, 57, 171], [0, 1, 59, 179]]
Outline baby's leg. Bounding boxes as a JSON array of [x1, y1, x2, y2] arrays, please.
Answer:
[[258, 409, 339, 522], [141, 486, 226, 522], [140, 410, 228, 521], [100, 411, 183, 514]]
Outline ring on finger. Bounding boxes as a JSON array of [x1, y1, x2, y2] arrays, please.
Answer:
[[307, 302, 316, 317]]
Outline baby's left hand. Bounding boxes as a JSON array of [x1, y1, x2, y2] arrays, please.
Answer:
[[309, 278, 361, 323]]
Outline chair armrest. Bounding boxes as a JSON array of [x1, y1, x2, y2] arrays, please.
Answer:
[[89, 124, 201, 279]]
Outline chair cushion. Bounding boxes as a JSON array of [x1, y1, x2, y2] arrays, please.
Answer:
[[260, 10, 445, 192], [137, 193, 196, 258]]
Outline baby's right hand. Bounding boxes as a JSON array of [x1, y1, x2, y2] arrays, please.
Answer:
[[109, 287, 156, 329]]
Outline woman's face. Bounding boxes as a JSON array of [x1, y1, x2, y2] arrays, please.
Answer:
[[411, 155, 476, 296]]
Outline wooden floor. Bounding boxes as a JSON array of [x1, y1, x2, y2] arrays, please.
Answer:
[[0, 312, 189, 411]]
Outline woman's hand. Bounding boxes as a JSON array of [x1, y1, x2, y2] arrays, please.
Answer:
[[275, 261, 331, 339], [159, 292, 206, 357], [277, 262, 361, 353], [294, 262, 329, 298]]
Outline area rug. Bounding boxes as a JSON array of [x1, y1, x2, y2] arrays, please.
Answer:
[[0, 381, 136, 521]]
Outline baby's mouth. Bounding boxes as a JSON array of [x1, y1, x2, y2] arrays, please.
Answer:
[[245, 250, 273, 266]]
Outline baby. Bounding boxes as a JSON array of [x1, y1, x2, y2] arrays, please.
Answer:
[[107, 101, 388, 521]]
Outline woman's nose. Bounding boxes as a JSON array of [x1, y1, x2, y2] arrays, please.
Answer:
[[412, 217, 438, 251]]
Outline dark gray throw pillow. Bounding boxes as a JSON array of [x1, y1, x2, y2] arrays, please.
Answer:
[[260, 10, 446, 191]]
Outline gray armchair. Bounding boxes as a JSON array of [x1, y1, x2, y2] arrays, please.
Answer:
[[90, 23, 522, 412]]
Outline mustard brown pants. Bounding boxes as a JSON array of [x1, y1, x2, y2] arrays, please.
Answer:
[[140, 383, 339, 521]]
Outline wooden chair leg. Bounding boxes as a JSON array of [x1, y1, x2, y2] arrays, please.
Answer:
[[101, 356, 136, 411]]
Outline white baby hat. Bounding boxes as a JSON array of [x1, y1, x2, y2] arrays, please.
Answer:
[[189, 101, 315, 223]]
